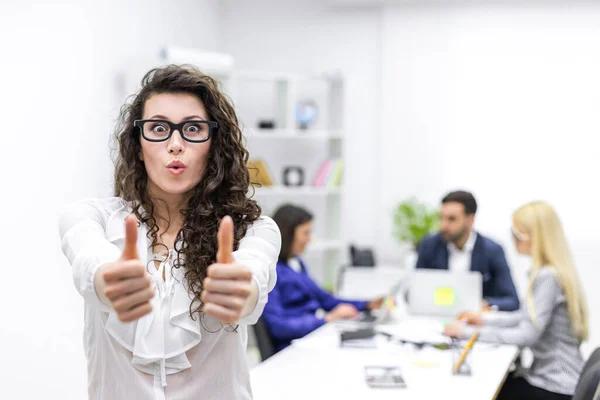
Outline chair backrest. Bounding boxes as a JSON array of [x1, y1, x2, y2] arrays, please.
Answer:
[[349, 245, 375, 267], [573, 362, 600, 400], [584, 348, 600, 376], [573, 347, 600, 400], [252, 317, 275, 362]]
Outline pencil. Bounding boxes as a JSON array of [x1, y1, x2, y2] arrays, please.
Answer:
[[452, 332, 479, 373]]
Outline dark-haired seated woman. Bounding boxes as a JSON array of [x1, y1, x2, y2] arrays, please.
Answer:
[[262, 204, 383, 352]]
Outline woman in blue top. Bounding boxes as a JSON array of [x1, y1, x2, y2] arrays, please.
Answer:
[[262, 204, 383, 352]]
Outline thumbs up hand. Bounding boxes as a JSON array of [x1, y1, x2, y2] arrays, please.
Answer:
[[201, 216, 254, 324], [101, 215, 154, 323]]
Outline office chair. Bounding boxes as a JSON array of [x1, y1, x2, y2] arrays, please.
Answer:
[[573, 347, 600, 400], [252, 317, 275, 362], [584, 348, 600, 374], [349, 244, 375, 267]]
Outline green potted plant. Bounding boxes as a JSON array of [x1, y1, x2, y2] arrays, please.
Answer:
[[393, 197, 441, 251]]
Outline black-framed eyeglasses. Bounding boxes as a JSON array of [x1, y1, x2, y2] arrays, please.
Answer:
[[134, 119, 218, 143]]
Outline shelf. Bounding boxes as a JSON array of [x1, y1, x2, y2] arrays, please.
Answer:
[[232, 66, 345, 287], [244, 128, 343, 139], [250, 186, 341, 196]]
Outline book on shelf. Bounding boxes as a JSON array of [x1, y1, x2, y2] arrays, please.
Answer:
[[313, 158, 343, 188], [247, 158, 275, 186]]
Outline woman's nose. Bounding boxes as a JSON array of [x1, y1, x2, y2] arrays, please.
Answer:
[[167, 130, 185, 154]]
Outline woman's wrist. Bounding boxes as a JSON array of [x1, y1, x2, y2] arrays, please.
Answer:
[[94, 262, 113, 307], [240, 278, 259, 318]]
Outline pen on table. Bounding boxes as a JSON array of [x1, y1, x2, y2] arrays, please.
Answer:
[[452, 332, 479, 374]]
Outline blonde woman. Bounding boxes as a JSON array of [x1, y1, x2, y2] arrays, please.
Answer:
[[444, 201, 588, 400]]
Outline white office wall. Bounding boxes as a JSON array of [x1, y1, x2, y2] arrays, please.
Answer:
[[379, 2, 600, 353], [221, 0, 600, 352], [3, 1, 597, 394], [220, 0, 382, 252], [0, 1, 220, 397]]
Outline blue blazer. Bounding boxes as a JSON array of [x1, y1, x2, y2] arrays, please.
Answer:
[[262, 258, 368, 352], [416, 233, 520, 311]]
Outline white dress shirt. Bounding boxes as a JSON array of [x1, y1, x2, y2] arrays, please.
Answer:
[[447, 230, 477, 273], [59, 197, 281, 400], [287, 257, 303, 273]]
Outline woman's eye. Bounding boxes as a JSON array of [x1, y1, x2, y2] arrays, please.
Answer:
[[185, 123, 206, 136], [152, 124, 168, 133]]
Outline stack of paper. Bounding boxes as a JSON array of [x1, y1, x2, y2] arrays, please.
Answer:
[[375, 318, 452, 346]]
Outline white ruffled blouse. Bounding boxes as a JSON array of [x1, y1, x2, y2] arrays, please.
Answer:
[[59, 197, 281, 400]]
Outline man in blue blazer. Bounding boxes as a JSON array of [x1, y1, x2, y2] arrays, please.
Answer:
[[416, 191, 520, 311]]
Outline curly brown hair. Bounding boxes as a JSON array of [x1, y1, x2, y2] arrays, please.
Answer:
[[112, 64, 261, 318]]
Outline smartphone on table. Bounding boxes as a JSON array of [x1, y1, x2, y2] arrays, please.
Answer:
[[364, 366, 407, 388]]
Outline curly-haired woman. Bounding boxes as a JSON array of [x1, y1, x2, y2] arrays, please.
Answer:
[[59, 65, 281, 400]]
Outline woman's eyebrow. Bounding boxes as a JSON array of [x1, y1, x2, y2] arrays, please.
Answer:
[[147, 114, 206, 121]]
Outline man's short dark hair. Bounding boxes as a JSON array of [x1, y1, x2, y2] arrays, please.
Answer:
[[442, 191, 477, 215]]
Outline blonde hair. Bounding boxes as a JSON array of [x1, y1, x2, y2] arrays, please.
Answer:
[[513, 201, 588, 341]]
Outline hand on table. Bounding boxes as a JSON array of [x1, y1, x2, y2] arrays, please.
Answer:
[[366, 296, 385, 311], [456, 311, 484, 326], [325, 304, 359, 323], [443, 321, 466, 338]]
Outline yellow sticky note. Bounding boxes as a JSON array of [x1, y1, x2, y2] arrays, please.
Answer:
[[434, 287, 455, 306], [413, 361, 438, 368]]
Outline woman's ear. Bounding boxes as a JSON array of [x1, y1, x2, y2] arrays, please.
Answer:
[[139, 151, 144, 161]]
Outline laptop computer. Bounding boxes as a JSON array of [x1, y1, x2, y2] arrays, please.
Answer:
[[407, 269, 482, 318], [352, 276, 408, 323]]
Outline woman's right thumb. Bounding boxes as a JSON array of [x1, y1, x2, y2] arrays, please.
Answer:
[[122, 215, 139, 260]]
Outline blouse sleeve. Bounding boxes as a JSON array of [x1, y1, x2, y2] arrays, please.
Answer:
[[462, 268, 561, 347], [234, 216, 281, 325], [482, 310, 523, 328], [59, 198, 121, 312]]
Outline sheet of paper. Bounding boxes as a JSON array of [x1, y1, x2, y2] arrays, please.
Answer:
[[375, 318, 452, 345]]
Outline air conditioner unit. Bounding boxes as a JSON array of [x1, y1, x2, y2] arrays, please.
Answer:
[[159, 47, 234, 78]]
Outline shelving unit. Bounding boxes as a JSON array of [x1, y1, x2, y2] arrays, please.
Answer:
[[229, 69, 347, 289], [136, 49, 348, 289]]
